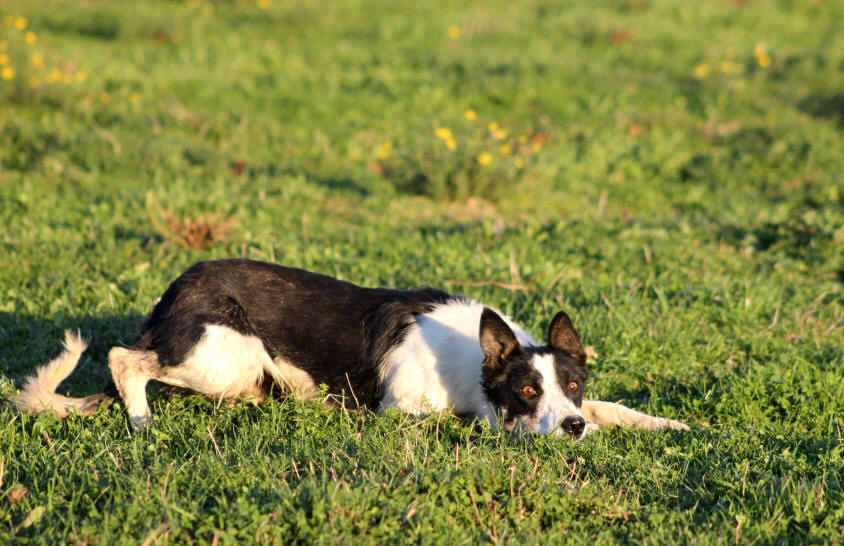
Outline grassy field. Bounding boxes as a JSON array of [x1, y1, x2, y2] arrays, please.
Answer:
[[1, 0, 842, 542]]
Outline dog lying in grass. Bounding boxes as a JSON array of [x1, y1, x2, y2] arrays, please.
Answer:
[[15, 259, 688, 438]]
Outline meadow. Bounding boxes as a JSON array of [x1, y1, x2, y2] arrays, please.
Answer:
[[0, 0, 842, 543]]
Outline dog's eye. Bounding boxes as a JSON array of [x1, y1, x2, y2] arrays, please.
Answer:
[[522, 385, 536, 397], [567, 381, 578, 393]]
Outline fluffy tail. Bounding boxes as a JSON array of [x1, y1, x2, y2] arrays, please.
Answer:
[[13, 330, 111, 418]]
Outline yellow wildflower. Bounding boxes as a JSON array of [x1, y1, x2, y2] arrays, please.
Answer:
[[0, 53, 8, 65], [477, 152, 492, 166], [493, 129, 507, 140], [719, 61, 735, 74], [25, 31, 36, 44], [464, 109, 477, 120], [498, 144, 512, 155], [517, 135, 527, 144], [30, 52, 44, 69], [100, 92, 112, 103], [376, 141, 392, 159], [692, 64, 710, 78], [445, 138, 457, 151], [257, 0, 272, 8], [753, 43, 772, 68], [129, 92, 140, 103], [514, 157, 525, 169], [447, 26, 460, 39], [531, 142, 543, 153], [14, 17, 27, 30], [46, 69, 62, 83], [2, 16, 13, 27], [75, 71, 87, 82], [1, 66, 15, 80], [488, 122, 499, 132], [0, 41, 7, 52], [434, 127, 453, 140]]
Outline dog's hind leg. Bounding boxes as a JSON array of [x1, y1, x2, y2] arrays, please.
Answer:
[[580, 400, 689, 433], [108, 347, 160, 429], [110, 325, 288, 429]]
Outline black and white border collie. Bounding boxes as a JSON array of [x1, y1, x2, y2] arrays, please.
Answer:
[[15, 259, 688, 438]]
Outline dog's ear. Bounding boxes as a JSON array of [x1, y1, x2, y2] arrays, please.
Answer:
[[480, 307, 520, 382], [548, 310, 586, 362]]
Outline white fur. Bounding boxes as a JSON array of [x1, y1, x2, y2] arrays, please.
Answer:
[[580, 400, 689, 432], [379, 300, 538, 427], [110, 325, 319, 425], [264, 358, 318, 399], [169, 325, 269, 397], [12, 331, 88, 417], [169, 325, 316, 399], [108, 346, 157, 422]]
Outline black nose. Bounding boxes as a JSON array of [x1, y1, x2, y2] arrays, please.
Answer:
[[561, 416, 586, 437]]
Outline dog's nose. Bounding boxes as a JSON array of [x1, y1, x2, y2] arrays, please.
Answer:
[[560, 416, 586, 437]]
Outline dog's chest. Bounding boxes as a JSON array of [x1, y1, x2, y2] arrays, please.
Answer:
[[375, 301, 534, 424]]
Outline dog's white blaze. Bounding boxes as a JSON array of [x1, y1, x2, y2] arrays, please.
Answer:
[[175, 325, 315, 398], [520, 353, 582, 435], [378, 300, 536, 426]]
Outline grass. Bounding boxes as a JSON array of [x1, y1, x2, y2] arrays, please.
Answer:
[[0, 0, 842, 542]]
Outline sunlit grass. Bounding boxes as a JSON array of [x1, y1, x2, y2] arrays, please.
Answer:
[[0, 0, 841, 542]]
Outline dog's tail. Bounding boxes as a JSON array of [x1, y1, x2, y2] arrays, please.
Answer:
[[13, 330, 112, 418]]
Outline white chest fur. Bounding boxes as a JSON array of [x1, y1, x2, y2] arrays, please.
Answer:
[[377, 300, 536, 425]]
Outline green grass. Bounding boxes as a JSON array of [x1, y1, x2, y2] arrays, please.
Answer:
[[1, 0, 842, 542]]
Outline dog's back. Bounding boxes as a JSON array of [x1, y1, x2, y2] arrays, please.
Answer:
[[133, 259, 453, 404]]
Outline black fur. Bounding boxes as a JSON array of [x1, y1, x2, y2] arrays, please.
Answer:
[[131, 259, 452, 407], [547, 310, 586, 362]]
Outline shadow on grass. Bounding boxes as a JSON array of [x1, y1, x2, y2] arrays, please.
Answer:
[[798, 92, 844, 127], [239, 161, 371, 197], [718, 217, 834, 263]]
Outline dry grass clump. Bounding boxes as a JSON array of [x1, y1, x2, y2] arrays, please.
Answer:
[[145, 191, 236, 250]]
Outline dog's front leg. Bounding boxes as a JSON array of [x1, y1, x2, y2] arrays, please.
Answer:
[[580, 400, 689, 432]]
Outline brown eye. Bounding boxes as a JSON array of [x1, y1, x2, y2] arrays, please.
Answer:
[[567, 381, 578, 393], [522, 385, 536, 397]]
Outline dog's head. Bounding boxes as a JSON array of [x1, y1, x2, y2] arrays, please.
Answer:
[[479, 308, 589, 439]]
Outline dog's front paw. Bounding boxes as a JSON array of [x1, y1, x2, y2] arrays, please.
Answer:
[[582, 422, 602, 438], [645, 416, 689, 431], [130, 414, 152, 432]]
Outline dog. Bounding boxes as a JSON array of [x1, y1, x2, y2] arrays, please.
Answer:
[[14, 259, 688, 438]]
